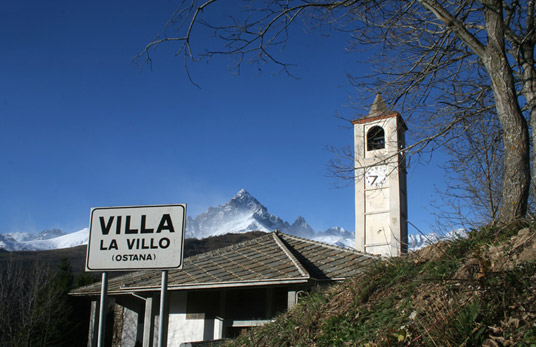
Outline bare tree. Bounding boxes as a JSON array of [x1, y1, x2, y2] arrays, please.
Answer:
[[138, 0, 536, 224], [431, 108, 504, 230], [0, 259, 73, 347]]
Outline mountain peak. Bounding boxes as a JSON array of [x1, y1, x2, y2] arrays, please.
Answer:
[[233, 188, 251, 199], [291, 216, 315, 237], [229, 189, 263, 211], [293, 216, 307, 225], [0, 188, 443, 252], [37, 228, 64, 240]]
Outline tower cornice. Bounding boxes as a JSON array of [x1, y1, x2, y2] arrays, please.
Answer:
[[352, 112, 408, 130]]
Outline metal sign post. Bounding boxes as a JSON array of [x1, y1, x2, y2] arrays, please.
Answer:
[[158, 270, 169, 347], [97, 272, 108, 347]]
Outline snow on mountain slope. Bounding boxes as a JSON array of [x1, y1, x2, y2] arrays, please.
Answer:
[[3, 232, 34, 242], [312, 234, 355, 249], [1, 229, 64, 243], [34, 228, 65, 240], [408, 229, 467, 250], [23, 228, 89, 250], [186, 189, 291, 238], [0, 228, 89, 251], [0, 189, 350, 251]]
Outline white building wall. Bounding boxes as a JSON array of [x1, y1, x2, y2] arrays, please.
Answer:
[[354, 114, 407, 257], [164, 292, 214, 347], [121, 307, 139, 347]]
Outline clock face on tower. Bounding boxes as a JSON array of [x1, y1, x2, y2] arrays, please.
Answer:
[[365, 166, 388, 187]]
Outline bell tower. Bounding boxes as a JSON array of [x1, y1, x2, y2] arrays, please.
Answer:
[[353, 93, 408, 257]]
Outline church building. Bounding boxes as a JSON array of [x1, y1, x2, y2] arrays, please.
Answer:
[[71, 232, 376, 346]]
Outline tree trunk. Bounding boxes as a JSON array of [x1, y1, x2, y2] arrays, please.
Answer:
[[419, 0, 531, 221], [519, 44, 536, 206], [482, 0, 531, 222]]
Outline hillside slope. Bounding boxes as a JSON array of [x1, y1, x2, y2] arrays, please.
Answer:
[[229, 221, 536, 346]]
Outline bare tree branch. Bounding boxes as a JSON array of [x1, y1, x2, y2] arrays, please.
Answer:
[[142, 0, 536, 224]]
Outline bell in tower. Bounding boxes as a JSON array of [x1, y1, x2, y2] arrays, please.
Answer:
[[353, 93, 408, 257]]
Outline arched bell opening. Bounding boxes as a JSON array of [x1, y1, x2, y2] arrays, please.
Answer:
[[367, 126, 385, 151]]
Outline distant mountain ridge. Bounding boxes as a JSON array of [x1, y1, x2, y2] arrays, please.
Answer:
[[0, 189, 354, 251], [0, 189, 446, 252], [1, 228, 64, 243], [186, 189, 334, 239], [0, 228, 89, 252]]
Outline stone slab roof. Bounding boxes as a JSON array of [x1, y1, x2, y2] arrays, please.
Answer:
[[71, 232, 377, 296]]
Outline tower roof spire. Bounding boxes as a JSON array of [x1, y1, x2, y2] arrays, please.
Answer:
[[368, 93, 390, 118], [352, 93, 406, 130]]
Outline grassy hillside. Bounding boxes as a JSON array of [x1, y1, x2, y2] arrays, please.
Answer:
[[228, 221, 536, 346]]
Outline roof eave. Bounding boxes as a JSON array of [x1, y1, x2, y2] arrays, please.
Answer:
[[70, 277, 314, 296]]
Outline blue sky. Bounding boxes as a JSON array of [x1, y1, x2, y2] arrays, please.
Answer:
[[1, 0, 445, 235]]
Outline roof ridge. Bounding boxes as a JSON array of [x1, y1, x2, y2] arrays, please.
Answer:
[[278, 232, 377, 258], [272, 232, 310, 278]]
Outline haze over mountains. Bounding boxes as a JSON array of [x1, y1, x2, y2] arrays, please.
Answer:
[[0, 189, 439, 252]]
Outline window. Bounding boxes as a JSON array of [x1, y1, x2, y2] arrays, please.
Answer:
[[367, 126, 385, 151]]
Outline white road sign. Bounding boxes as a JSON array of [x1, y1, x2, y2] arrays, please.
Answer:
[[86, 204, 186, 271]]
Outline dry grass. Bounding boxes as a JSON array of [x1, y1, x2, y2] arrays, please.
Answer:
[[228, 220, 536, 346]]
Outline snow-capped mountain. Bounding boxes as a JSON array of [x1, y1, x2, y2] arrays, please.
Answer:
[[0, 228, 67, 249], [1, 228, 64, 243], [0, 189, 353, 251], [0, 189, 456, 252], [0, 228, 88, 251], [187, 189, 317, 237], [186, 189, 354, 247]]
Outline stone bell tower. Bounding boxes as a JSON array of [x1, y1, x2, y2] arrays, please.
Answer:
[[353, 93, 408, 257]]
